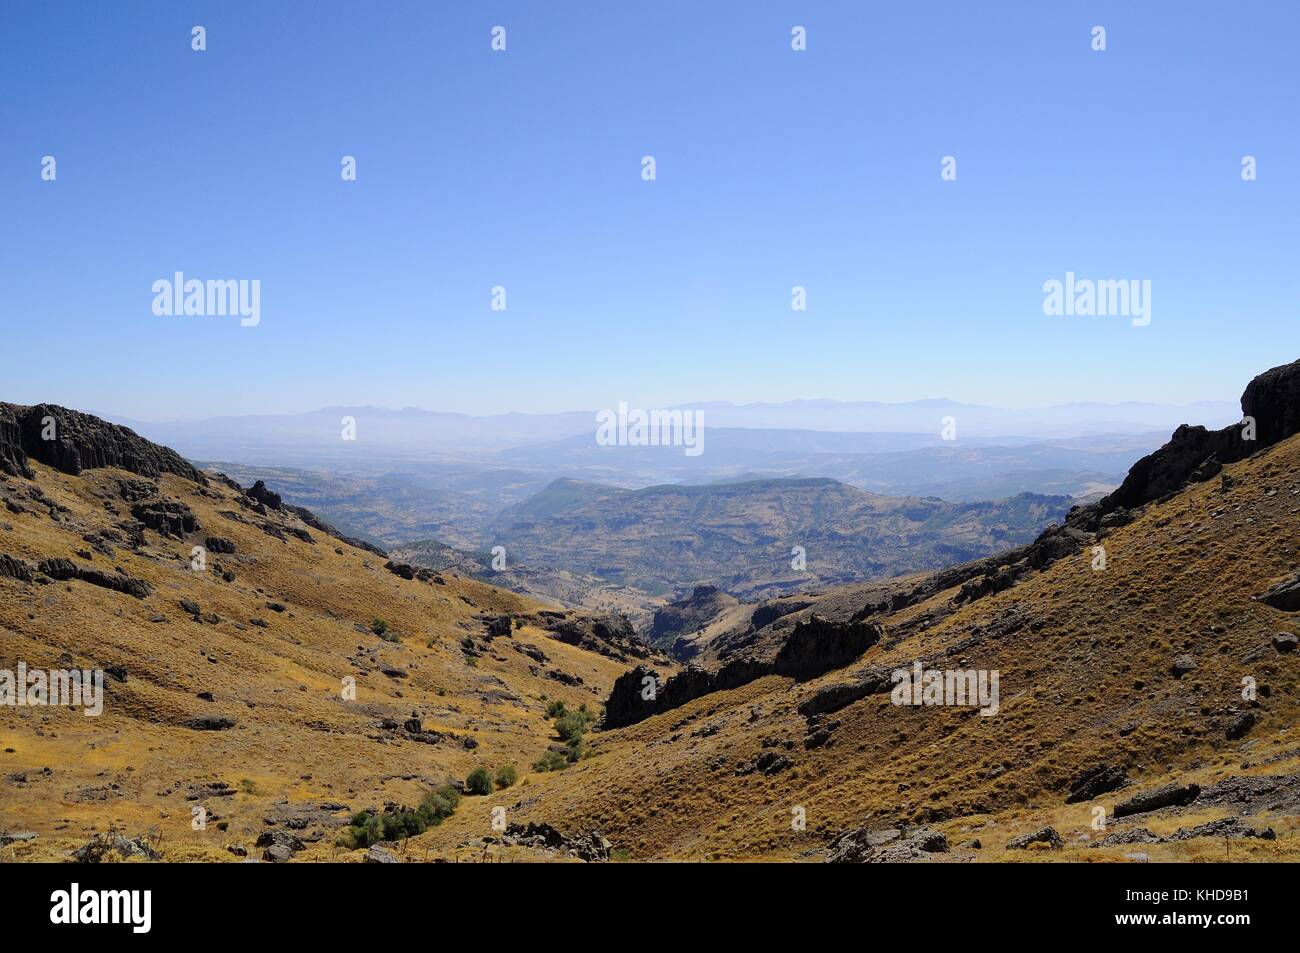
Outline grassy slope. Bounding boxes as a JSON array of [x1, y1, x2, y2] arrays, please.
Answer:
[[0, 463, 627, 861], [410, 434, 1300, 861]]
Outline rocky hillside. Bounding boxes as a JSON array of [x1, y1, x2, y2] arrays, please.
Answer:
[[5, 358, 1300, 863], [399, 357, 1300, 861], [0, 405, 662, 862]]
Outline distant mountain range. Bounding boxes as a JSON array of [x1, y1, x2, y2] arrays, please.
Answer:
[[107, 397, 1240, 470]]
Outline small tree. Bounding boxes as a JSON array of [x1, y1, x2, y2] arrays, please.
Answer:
[[495, 765, 518, 789], [466, 766, 493, 795]]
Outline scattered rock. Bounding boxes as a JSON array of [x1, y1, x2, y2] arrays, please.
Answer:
[[1006, 827, 1063, 850], [72, 832, 160, 863], [183, 716, 236, 731], [1226, 711, 1257, 741], [826, 826, 949, 863]]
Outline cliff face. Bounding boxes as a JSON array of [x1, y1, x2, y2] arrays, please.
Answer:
[[602, 616, 883, 729], [0, 402, 205, 483], [1104, 356, 1300, 512]]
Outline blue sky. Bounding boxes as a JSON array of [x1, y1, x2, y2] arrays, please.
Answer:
[[2, 1, 1296, 420]]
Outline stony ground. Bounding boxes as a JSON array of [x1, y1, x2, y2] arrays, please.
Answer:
[[2, 404, 1298, 862]]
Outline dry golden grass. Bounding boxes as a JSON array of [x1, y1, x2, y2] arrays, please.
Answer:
[[406, 434, 1300, 862], [0, 463, 626, 861], [4, 431, 1300, 862]]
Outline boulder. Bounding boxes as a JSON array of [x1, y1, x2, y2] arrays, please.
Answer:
[[1065, 764, 1129, 804], [1226, 711, 1257, 741], [1258, 573, 1300, 612], [826, 826, 949, 863], [1006, 827, 1063, 850], [246, 480, 282, 510], [1114, 783, 1201, 818]]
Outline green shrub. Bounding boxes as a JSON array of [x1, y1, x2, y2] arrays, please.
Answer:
[[420, 784, 461, 820], [495, 765, 518, 789], [554, 711, 591, 743], [545, 700, 567, 719], [345, 783, 461, 848], [466, 766, 493, 795], [371, 618, 389, 635], [531, 750, 569, 772]]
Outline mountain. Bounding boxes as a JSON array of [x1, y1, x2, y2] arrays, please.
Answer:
[[109, 398, 1239, 469], [488, 476, 1073, 600], [399, 357, 1300, 861], [197, 432, 1145, 553], [2, 359, 1296, 863], [0, 401, 662, 862]]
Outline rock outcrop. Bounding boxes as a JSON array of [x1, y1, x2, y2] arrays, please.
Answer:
[[1113, 782, 1201, 818], [544, 612, 656, 662], [0, 402, 205, 483], [647, 585, 738, 654], [603, 616, 881, 729], [826, 826, 950, 863], [35, 557, 152, 598], [1065, 764, 1129, 804]]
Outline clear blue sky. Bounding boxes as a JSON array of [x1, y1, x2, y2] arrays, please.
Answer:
[[2, 1, 1296, 420]]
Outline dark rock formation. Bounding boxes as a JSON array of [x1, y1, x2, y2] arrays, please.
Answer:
[[773, 615, 883, 679], [751, 599, 815, 631], [1169, 817, 1275, 842], [72, 832, 160, 863], [545, 612, 655, 662], [734, 751, 792, 776], [1107, 357, 1300, 511], [0, 554, 34, 582], [484, 822, 612, 862], [36, 558, 151, 598], [797, 668, 894, 719], [647, 585, 738, 654], [1065, 764, 1129, 804], [1226, 711, 1257, 741], [0, 402, 204, 483], [1092, 827, 1160, 848], [131, 499, 200, 538], [204, 536, 236, 554], [603, 616, 880, 729], [246, 480, 282, 510], [1258, 573, 1300, 612], [183, 715, 236, 731], [285, 503, 386, 556], [1006, 827, 1063, 850], [826, 826, 949, 863], [1114, 782, 1201, 818]]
